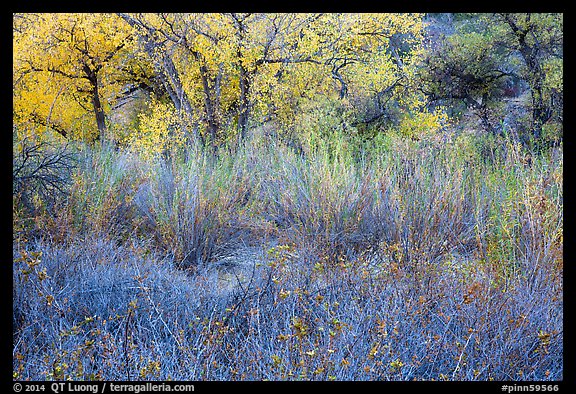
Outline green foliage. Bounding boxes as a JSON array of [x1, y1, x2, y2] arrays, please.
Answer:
[[420, 13, 562, 143]]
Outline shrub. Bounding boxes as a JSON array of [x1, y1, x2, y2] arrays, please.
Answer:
[[13, 123, 562, 381], [13, 137, 77, 213]]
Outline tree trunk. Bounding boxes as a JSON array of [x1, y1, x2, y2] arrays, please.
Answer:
[[502, 14, 550, 142], [520, 50, 547, 141], [82, 64, 107, 143], [529, 75, 550, 141], [238, 62, 250, 141], [232, 14, 251, 143], [92, 82, 107, 142], [117, 13, 203, 148], [198, 63, 220, 149], [160, 52, 204, 147]]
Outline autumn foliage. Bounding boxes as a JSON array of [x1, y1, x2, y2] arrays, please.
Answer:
[[13, 13, 562, 382]]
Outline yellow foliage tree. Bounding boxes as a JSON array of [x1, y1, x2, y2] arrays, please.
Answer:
[[15, 13, 444, 149], [13, 13, 134, 143], [122, 13, 428, 147], [123, 96, 187, 161]]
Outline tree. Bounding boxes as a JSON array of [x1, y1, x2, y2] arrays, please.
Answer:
[[15, 13, 432, 150], [493, 13, 563, 142], [418, 13, 563, 144], [116, 13, 203, 147], [120, 13, 425, 148], [418, 22, 513, 136], [13, 13, 134, 143]]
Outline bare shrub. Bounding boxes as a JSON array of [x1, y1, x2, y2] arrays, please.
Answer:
[[13, 138, 77, 207]]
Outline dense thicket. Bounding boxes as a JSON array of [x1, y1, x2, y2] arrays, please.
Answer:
[[13, 13, 562, 382]]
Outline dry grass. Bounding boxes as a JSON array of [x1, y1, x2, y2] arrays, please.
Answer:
[[13, 130, 562, 381]]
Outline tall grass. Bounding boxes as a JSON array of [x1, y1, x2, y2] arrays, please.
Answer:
[[13, 128, 562, 380]]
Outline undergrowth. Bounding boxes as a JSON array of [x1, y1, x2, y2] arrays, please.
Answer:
[[13, 129, 563, 381]]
